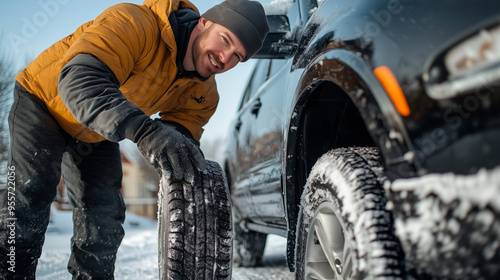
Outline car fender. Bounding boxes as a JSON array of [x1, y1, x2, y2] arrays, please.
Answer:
[[282, 48, 416, 269]]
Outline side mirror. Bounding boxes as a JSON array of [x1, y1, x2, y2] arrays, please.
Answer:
[[253, 15, 297, 59]]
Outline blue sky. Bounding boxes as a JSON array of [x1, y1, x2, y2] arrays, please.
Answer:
[[0, 0, 274, 142]]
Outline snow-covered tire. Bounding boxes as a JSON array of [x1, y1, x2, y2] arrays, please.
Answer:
[[295, 147, 405, 280], [157, 160, 232, 280], [387, 169, 500, 279], [232, 209, 267, 267]]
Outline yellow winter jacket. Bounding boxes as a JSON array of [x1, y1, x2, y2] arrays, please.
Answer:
[[15, 0, 218, 143]]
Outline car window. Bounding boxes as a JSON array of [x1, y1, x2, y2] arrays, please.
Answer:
[[239, 59, 271, 109]]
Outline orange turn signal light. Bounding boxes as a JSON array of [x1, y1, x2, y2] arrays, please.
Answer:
[[374, 66, 410, 117]]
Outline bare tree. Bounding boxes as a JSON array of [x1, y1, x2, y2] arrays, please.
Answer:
[[0, 51, 15, 190], [201, 136, 226, 166]]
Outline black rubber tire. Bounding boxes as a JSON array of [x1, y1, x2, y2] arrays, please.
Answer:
[[232, 209, 267, 267], [158, 160, 232, 280], [295, 147, 405, 280]]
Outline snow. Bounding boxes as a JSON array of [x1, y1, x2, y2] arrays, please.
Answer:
[[36, 205, 291, 279], [37, 205, 158, 280], [390, 166, 500, 213], [304, 154, 360, 225], [390, 167, 500, 251], [387, 167, 500, 278]]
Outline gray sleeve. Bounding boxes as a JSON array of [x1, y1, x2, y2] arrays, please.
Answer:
[[58, 53, 149, 142]]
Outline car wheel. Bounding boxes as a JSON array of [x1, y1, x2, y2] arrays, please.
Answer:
[[295, 147, 405, 280], [232, 207, 268, 267], [158, 160, 232, 280]]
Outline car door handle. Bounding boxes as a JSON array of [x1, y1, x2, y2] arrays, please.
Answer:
[[235, 119, 242, 132], [251, 99, 262, 116]]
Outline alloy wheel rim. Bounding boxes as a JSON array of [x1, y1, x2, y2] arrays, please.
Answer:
[[304, 203, 352, 280]]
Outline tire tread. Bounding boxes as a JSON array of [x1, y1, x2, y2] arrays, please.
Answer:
[[296, 147, 405, 280], [158, 161, 232, 280]]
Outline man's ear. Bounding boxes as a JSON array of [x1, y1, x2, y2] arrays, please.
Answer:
[[197, 17, 211, 31]]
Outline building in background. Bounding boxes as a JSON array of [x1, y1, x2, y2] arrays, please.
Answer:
[[120, 140, 159, 220]]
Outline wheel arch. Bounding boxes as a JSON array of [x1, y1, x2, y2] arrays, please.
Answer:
[[282, 49, 414, 270]]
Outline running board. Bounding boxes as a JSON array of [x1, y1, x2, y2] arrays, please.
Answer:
[[246, 222, 287, 237]]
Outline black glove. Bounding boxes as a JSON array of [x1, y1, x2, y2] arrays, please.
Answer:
[[129, 119, 206, 184]]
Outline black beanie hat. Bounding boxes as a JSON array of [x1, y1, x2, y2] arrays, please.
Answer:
[[202, 0, 269, 61]]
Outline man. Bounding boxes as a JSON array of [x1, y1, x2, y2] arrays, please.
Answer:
[[0, 0, 269, 278]]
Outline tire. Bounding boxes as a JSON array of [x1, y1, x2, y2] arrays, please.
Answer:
[[232, 208, 267, 267], [295, 147, 405, 280], [158, 160, 232, 280]]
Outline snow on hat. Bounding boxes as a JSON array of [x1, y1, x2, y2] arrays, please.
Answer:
[[202, 0, 269, 61]]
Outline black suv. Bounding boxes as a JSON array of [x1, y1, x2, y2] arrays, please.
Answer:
[[223, 0, 500, 279]]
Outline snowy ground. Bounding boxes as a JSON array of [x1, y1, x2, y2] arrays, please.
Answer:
[[36, 206, 292, 279]]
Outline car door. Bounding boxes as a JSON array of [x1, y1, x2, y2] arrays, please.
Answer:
[[229, 59, 272, 219], [245, 58, 290, 225], [245, 0, 303, 225]]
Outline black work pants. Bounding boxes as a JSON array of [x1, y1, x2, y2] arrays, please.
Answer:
[[0, 82, 126, 279]]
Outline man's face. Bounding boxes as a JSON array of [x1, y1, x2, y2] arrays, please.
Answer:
[[192, 19, 247, 78]]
